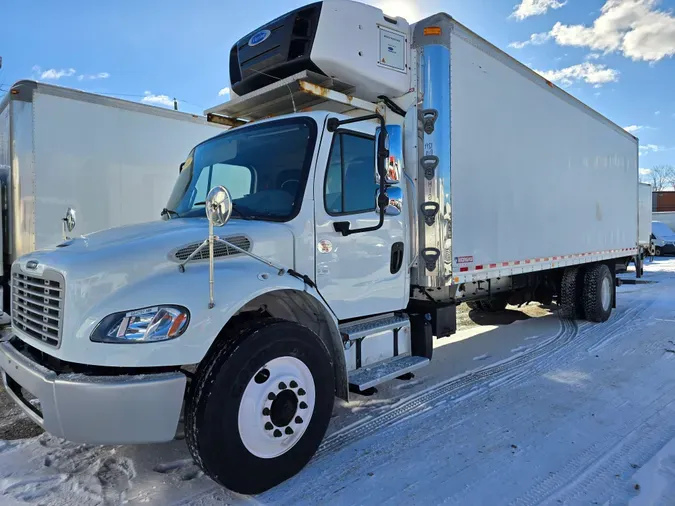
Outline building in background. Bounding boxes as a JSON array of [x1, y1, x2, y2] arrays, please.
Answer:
[[653, 191, 675, 212]]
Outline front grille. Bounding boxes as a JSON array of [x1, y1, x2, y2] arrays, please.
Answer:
[[11, 267, 65, 348], [173, 235, 251, 262]]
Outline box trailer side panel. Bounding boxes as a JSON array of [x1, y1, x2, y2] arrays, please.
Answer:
[[639, 183, 652, 247], [449, 25, 638, 280], [28, 91, 222, 253]]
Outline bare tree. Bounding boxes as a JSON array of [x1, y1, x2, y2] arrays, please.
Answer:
[[648, 165, 675, 191], [666, 165, 675, 191]]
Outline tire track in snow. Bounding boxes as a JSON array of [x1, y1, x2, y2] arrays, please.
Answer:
[[510, 388, 675, 506], [315, 317, 578, 458], [318, 294, 653, 461]]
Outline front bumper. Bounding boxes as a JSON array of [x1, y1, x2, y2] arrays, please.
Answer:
[[0, 339, 186, 444]]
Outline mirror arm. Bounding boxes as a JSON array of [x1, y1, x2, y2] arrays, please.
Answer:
[[329, 113, 390, 237]]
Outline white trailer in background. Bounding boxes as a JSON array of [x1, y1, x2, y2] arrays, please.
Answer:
[[0, 80, 225, 313], [637, 182, 653, 263], [653, 212, 675, 231], [0, 0, 640, 495]]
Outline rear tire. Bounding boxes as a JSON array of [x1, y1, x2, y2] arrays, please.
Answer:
[[185, 318, 335, 494], [583, 264, 613, 323], [559, 267, 584, 319], [467, 298, 507, 312], [480, 297, 508, 312]]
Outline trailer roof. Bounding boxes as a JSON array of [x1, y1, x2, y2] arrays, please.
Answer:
[[2, 80, 215, 126], [415, 14, 638, 146]]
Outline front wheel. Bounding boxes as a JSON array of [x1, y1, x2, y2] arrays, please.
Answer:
[[655, 247, 662, 257], [185, 318, 335, 494]]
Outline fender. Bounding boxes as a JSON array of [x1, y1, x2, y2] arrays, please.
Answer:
[[40, 258, 346, 391]]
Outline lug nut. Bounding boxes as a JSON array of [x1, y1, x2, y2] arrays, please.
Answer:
[[273, 429, 282, 438], [299, 401, 308, 409], [262, 407, 270, 416], [285, 427, 294, 435], [268, 392, 276, 401], [295, 416, 303, 424], [265, 422, 273, 430], [290, 381, 298, 388], [298, 388, 306, 396], [279, 382, 287, 390]]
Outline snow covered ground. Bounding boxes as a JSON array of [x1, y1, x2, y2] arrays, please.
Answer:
[[2, 258, 675, 505]]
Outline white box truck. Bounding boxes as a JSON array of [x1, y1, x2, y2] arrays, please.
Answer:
[[0, 80, 224, 314], [0, 0, 640, 494], [653, 212, 675, 232], [636, 182, 653, 265]]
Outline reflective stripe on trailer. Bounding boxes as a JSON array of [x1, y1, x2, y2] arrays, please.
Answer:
[[455, 248, 639, 273]]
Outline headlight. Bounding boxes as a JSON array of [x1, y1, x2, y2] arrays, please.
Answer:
[[91, 306, 189, 343]]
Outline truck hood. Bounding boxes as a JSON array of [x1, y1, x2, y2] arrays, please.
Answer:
[[32, 217, 294, 260], [15, 218, 295, 321]]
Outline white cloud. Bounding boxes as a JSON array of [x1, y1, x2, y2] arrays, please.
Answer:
[[541, 0, 675, 62], [639, 144, 662, 154], [218, 87, 231, 97], [655, 110, 661, 115], [141, 91, 173, 108], [639, 167, 652, 175], [534, 62, 619, 87], [624, 125, 644, 133], [509, 32, 552, 49], [586, 52, 602, 60], [77, 72, 110, 81], [511, 0, 567, 20], [34, 66, 76, 80]]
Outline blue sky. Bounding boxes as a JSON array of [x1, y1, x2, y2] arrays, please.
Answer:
[[1, 0, 674, 178]]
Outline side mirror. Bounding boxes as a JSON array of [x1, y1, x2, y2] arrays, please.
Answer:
[[375, 186, 403, 216], [179, 162, 185, 173], [205, 186, 233, 227], [375, 125, 402, 185], [62, 207, 76, 240]]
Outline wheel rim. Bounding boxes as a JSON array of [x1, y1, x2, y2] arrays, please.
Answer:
[[238, 356, 316, 459], [600, 275, 611, 312]]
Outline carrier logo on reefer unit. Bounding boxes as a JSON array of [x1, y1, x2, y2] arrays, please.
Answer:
[[249, 30, 271, 47]]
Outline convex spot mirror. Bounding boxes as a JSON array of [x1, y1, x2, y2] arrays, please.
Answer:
[[205, 186, 233, 227], [375, 124, 402, 185], [63, 208, 76, 233], [375, 186, 403, 216]]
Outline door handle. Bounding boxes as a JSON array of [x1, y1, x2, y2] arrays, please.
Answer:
[[391, 242, 404, 274]]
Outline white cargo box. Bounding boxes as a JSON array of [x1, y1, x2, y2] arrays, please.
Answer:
[[639, 183, 652, 247], [410, 16, 639, 286]]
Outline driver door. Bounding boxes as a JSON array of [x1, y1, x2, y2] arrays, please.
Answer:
[[313, 119, 407, 321]]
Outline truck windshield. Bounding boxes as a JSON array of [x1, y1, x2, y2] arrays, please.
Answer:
[[165, 118, 317, 221]]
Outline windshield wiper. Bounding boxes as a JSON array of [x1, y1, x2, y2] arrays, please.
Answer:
[[193, 202, 253, 220], [161, 208, 180, 219]]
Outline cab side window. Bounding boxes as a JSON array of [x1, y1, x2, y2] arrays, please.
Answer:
[[324, 132, 377, 215]]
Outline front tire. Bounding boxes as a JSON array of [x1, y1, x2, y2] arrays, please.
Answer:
[[583, 264, 613, 323], [185, 318, 335, 494]]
